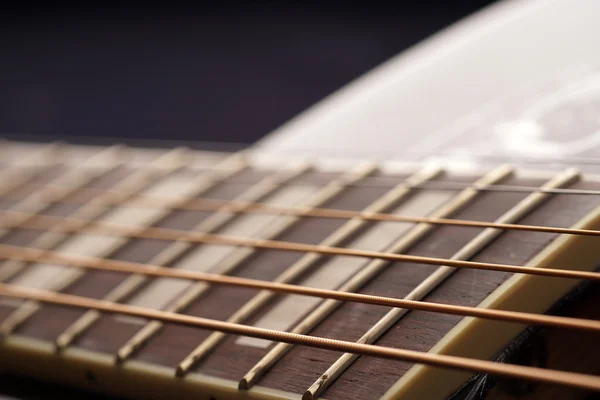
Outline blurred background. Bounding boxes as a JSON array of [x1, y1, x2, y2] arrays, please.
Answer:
[[1, 1, 496, 398], [1, 1, 496, 149]]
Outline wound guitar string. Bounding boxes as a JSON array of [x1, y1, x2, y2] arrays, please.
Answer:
[[2, 141, 600, 397], [2, 212, 600, 281]]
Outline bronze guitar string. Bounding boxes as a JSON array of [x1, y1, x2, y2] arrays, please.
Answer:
[[0, 242, 599, 334], [1, 282, 600, 392], [2, 211, 600, 282], [10, 142, 600, 166], [4, 145, 600, 395], [10, 176, 600, 197], [3, 183, 600, 238]]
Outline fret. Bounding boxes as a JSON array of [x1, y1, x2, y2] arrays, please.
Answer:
[[122, 169, 406, 373], [53, 162, 303, 350], [7, 153, 247, 294], [9, 162, 273, 346], [113, 162, 375, 363], [279, 174, 590, 400], [0, 141, 62, 202], [109, 163, 315, 359], [0, 137, 7, 161], [304, 168, 580, 400], [380, 175, 600, 400], [0, 141, 61, 169], [174, 166, 444, 375], [237, 196, 469, 350], [0, 141, 64, 204], [52, 154, 250, 350], [236, 170, 451, 350], [116, 166, 313, 318], [0, 167, 130, 262], [0, 147, 194, 337], [239, 165, 514, 391], [4, 148, 600, 400], [0, 145, 125, 281], [0, 145, 158, 284]]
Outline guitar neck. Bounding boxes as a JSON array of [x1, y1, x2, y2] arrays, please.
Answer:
[[2, 140, 600, 400]]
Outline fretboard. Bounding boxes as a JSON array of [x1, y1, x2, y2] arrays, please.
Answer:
[[1, 140, 600, 400]]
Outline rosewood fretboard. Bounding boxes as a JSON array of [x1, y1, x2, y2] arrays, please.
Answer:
[[1, 141, 600, 400]]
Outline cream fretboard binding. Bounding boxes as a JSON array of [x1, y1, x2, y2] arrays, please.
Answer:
[[1, 140, 600, 400], [303, 168, 579, 399]]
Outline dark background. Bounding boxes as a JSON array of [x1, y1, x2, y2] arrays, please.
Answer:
[[1, 1, 496, 148], [0, 2, 496, 398]]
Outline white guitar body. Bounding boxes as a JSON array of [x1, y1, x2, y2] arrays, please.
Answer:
[[257, 0, 600, 169]]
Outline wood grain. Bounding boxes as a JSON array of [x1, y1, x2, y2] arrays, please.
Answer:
[[2, 166, 600, 400]]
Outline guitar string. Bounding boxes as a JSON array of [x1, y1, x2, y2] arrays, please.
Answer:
[[5, 197, 600, 394], [248, 167, 578, 395], [9, 143, 600, 166], [3, 188, 600, 241], [0, 145, 129, 285], [53, 159, 319, 353], [175, 162, 478, 377], [9, 174, 600, 195], [111, 162, 377, 364], [0, 173, 600, 236], [0, 150, 253, 341], [0, 243, 599, 334], [1, 282, 599, 392], [3, 145, 600, 392], [1, 212, 600, 281]]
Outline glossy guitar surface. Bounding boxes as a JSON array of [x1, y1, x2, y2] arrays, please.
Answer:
[[3, 1, 600, 399]]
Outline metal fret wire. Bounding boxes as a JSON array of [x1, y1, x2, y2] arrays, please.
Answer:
[[238, 165, 516, 389], [0, 142, 94, 223], [53, 152, 251, 350], [2, 211, 600, 282], [1, 283, 599, 392], [176, 164, 447, 375], [304, 168, 579, 399], [0, 141, 64, 254], [6, 178, 600, 239], [112, 161, 316, 362], [0, 142, 62, 200], [115, 162, 377, 363], [0, 147, 193, 336], [0, 144, 126, 283]]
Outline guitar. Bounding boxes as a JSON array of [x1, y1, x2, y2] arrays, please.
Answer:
[[2, 0, 600, 399]]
